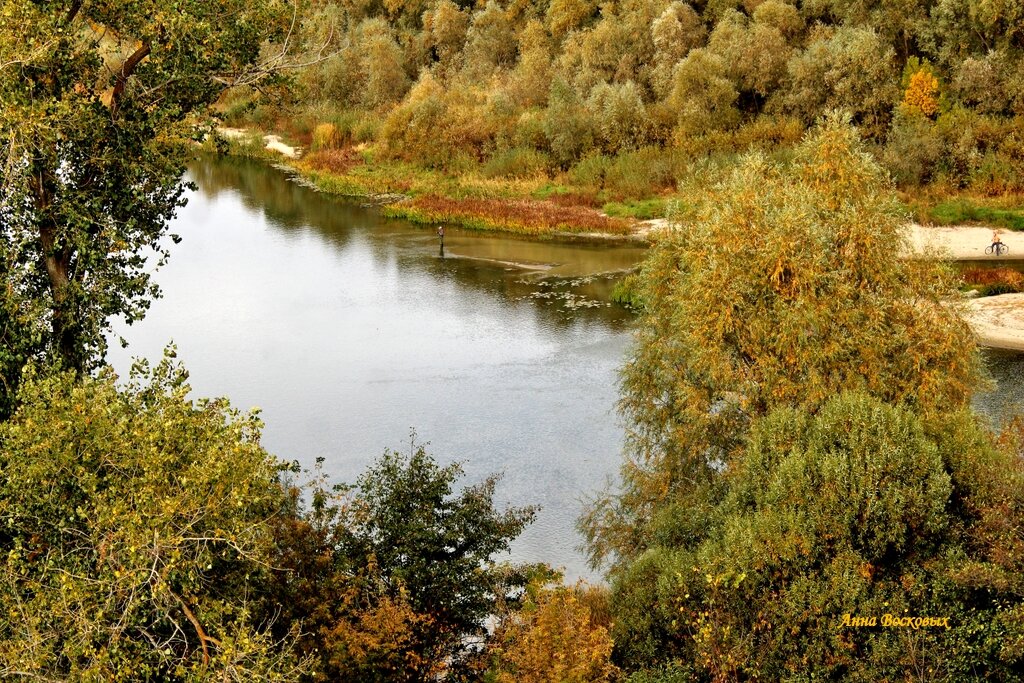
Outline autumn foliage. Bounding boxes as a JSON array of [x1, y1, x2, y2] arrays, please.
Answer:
[[491, 582, 619, 683]]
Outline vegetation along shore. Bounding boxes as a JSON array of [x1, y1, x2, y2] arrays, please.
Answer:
[[4, 0, 1024, 680]]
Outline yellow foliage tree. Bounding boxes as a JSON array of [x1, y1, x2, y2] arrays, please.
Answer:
[[492, 583, 619, 683], [904, 68, 940, 116]]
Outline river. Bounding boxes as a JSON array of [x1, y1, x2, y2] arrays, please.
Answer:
[[107, 156, 646, 580], [107, 156, 1024, 581]]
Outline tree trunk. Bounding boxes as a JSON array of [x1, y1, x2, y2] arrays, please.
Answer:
[[30, 161, 82, 372]]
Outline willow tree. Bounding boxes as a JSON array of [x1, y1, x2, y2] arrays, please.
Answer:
[[582, 115, 982, 569], [0, 0, 294, 415]]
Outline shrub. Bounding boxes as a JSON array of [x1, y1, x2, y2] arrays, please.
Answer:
[[0, 359, 305, 679], [588, 81, 649, 153], [544, 78, 596, 167], [961, 268, 1024, 291], [482, 147, 552, 179], [609, 393, 1024, 679], [568, 152, 612, 189], [604, 147, 678, 199], [311, 123, 341, 151], [777, 26, 898, 139], [267, 443, 537, 681], [668, 48, 740, 136], [882, 108, 944, 187], [490, 582, 619, 683]]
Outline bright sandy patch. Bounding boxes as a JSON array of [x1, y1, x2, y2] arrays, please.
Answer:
[[217, 127, 302, 159], [906, 223, 1019, 260], [964, 294, 1024, 351]]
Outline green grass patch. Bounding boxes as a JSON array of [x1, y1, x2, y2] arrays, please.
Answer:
[[927, 200, 1024, 231]]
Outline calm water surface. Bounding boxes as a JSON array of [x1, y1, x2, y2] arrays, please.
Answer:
[[108, 157, 646, 580], [108, 157, 1024, 579]]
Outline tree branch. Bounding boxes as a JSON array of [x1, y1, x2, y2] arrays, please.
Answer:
[[65, 0, 84, 25], [169, 589, 222, 666], [110, 42, 151, 117]]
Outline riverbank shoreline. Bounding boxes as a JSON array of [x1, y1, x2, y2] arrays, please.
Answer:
[[213, 127, 658, 242], [210, 128, 1024, 353]]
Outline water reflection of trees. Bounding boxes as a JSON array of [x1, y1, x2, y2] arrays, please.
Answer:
[[189, 155, 640, 331]]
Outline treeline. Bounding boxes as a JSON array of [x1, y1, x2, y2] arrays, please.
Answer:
[[230, 0, 1024, 195]]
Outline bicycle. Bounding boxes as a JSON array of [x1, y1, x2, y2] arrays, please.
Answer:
[[985, 242, 1009, 256]]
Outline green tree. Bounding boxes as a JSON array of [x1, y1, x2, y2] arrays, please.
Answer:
[[266, 442, 537, 681], [777, 26, 899, 138], [649, 2, 707, 97], [613, 393, 1024, 678], [463, 0, 518, 79], [708, 9, 791, 103], [584, 114, 1023, 681], [423, 0, 469, 72], [0, 357, 305, 679], [543, 78, 596, 165], [582, 115, 980, 569], [666, 47, 740, 136], [0, 0, 289, 412]]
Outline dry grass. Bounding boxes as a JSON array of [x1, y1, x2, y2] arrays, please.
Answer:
[[300, 148, 364, 175], [545, 191, 603, 208], [961, 267, 1024, 295], [384, 196, 634, 235]]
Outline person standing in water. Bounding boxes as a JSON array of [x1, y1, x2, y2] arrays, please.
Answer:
[[437, 225, 445, 258]]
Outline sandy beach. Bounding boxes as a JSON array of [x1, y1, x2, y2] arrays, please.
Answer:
[[906, 223, 1020, 260], [964, 293, 1024, 351]]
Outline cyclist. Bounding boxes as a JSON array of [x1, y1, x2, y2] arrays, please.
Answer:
[[991, 230, 1005, 254]]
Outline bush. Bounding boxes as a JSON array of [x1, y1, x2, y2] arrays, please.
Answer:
[[609, 393, 1024, 680], [482, 147, 552, 179], [961, 267, 1024, 296], [568, 152, 612, 189], [544, 78, 596, 167], [267, 442, 538, 681], [603, 147, 678, 199], [0, 358, 304, 679], [882, 108, 944, 187], [490, 581, 618, 683], [311, 122, 341, 151]]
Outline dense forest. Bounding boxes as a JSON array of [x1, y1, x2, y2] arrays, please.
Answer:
[[226, 0, 1024, 203], [2, 0, 1024, 680]]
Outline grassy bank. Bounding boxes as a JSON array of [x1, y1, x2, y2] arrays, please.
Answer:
[[211, 126, 656, 239], [905, 193, 1024, 231], [212, 122, 1024, 242]]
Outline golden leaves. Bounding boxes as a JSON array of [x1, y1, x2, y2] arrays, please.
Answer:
[[904, 69, 940, 118]]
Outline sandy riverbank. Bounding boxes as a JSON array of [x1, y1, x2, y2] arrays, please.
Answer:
[[964, 294, 1024, 352], [217, 127, 302, 159], [906, 223, 1021, 260]]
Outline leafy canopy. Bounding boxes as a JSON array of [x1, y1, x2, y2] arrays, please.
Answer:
[[611, 392, 1024, 679], [0, 0, 290, 414], [0, 356, 304, 680], [582, 115, 982, 570]]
